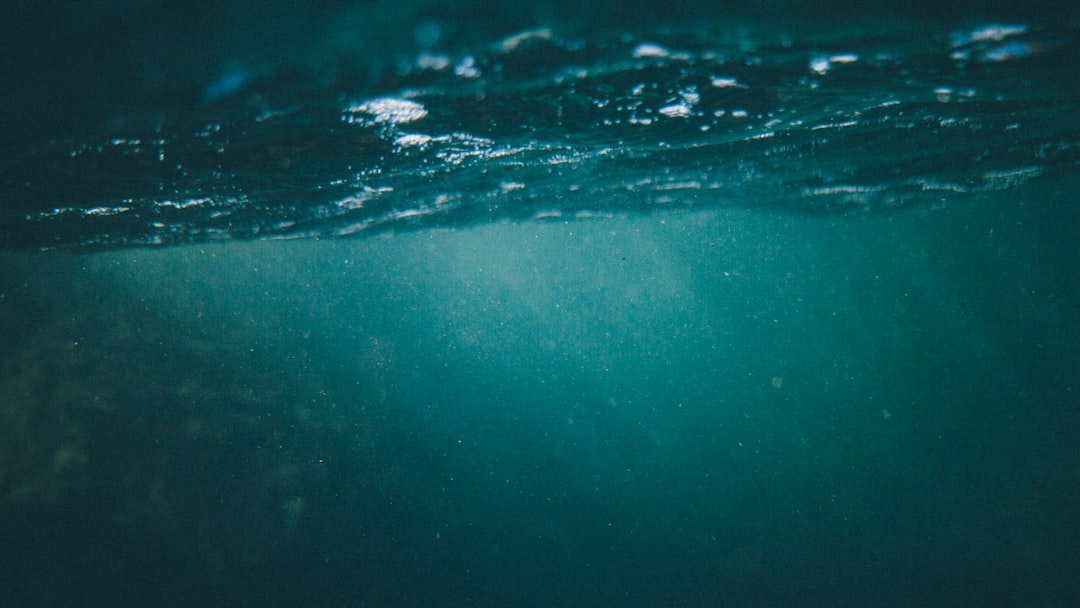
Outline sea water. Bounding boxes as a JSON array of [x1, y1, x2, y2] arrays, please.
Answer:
[[1, 2, 1078, 607]]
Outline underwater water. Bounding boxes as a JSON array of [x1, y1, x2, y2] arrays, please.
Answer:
[[1, 2, 1079, 607]]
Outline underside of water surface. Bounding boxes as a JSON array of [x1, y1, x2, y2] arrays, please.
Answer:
[[1, 3, 1077, 249]]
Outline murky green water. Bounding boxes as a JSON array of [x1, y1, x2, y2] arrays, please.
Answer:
[[3, 174, 1078, 606], [2, 2, 1079, 606]]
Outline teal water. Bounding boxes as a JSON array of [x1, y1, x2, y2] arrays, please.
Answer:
[[2, 2, 1080, 607], [2, 173, 1078, 606], [5, 12, 1079, 248]]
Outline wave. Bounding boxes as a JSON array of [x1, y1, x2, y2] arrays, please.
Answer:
[[2, 20, 1077, 250]]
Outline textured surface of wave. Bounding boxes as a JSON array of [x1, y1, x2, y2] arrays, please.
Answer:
[[2, 18, 1078, 250]]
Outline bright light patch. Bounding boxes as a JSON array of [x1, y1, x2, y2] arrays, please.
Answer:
[[344, 98, 428, 125], [633, 43, 670, 58]]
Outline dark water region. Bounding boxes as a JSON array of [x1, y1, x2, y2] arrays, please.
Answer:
[[3, 181, 1079, 606], [2, 1, 1080, 607], [2, 2, 1079, 249]]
